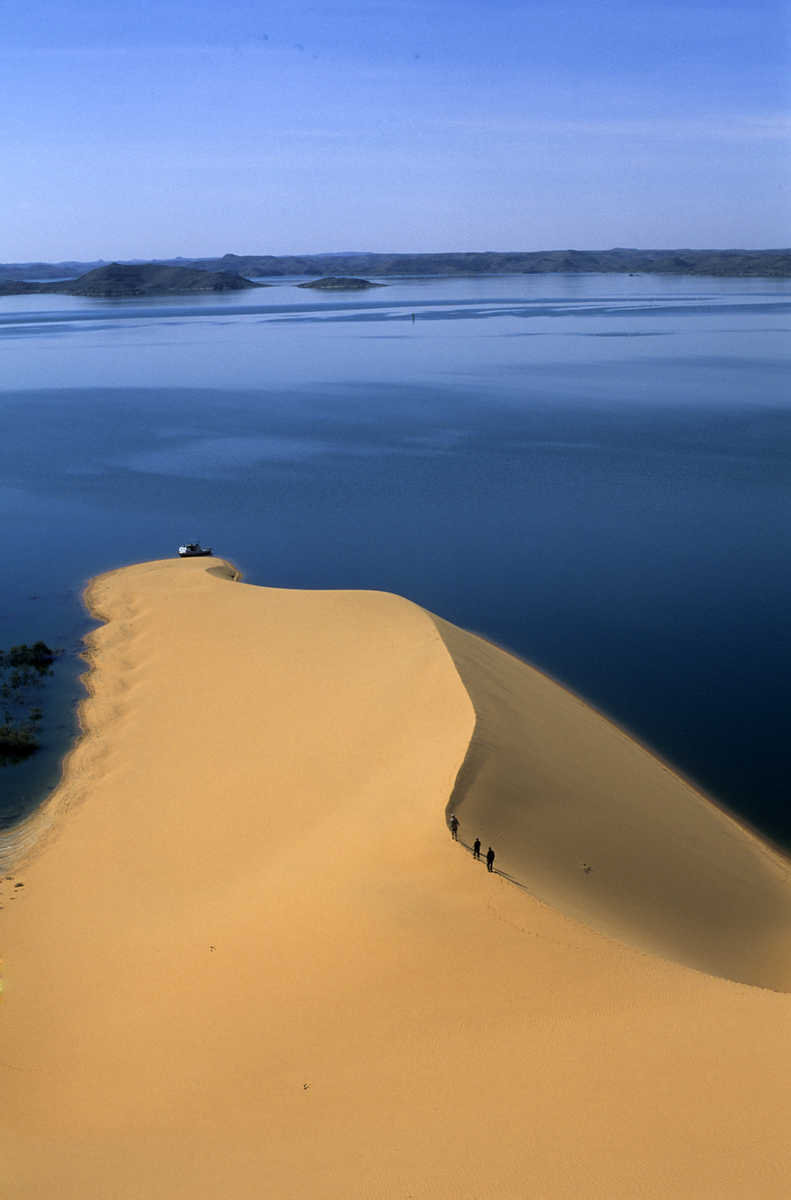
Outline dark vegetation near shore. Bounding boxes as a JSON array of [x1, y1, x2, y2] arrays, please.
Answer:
[[1, 248, 789, 287], [0, 642, 59, 764]]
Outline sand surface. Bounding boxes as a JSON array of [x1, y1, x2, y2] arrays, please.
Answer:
[[2, 557, 791, 1198]]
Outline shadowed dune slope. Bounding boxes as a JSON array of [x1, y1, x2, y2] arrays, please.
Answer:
[[2, 559, 791, 1199], [434, 615, 791, 990]]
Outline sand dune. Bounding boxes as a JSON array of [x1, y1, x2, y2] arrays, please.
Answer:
[[2, 557, 790, 1198], [436, 616, 791, 990]]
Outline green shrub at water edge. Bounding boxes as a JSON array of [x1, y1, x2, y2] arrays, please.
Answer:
[[0, 722, 39, 763], [0, 641, 60, 765]]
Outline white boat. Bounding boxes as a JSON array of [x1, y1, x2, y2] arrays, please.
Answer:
[[178, 542, 213, 558]]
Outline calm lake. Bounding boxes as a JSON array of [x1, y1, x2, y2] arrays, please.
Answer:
[[1, 273, 790, 845]]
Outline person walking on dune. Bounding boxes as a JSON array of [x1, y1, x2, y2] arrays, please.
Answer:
[[449, 813, 459, 840], [486, 846, 495, 873], [473, 837, 481, 860]]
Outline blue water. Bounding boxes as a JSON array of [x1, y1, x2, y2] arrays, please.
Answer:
[[1, 273, 790, 844]]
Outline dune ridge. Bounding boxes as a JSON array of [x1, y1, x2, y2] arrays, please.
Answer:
[[2, 558, 791, 1198], [433, 615, 791, 990]]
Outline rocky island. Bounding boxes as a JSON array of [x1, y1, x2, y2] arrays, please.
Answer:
[[297, 275, 384, 290], [0, 262, 263, 298]]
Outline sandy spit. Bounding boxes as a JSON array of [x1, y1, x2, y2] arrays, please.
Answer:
[[1, 557, 790, 1199]]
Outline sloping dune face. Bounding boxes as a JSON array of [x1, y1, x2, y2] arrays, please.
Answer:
[[434, 616, 791, 990], [2, 559, 791, 1199]]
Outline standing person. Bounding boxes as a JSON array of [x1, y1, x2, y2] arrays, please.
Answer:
[[486, 846, 495, 872], [449, 813, 459, 840], [473, 837, 481, 860]]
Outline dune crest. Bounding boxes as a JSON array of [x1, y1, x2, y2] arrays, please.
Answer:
[[2, 558, 791, 1198], [434, 616, 791, 990]]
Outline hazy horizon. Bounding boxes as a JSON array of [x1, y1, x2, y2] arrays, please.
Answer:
[[3, 1, 790, 261], [3, 243, 791, 269]]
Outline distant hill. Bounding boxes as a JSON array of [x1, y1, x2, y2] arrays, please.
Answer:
[[297, 276, 384, 290], [1, 248, 789, 286], [188, 248, 791, 280], [0, 262, 263, 297], [0, 260, 105, 282]]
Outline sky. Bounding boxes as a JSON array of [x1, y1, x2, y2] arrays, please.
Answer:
[[2, 0, 790, 260]]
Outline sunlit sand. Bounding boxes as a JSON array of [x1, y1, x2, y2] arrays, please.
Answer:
[[2, 558, 790, 1198]]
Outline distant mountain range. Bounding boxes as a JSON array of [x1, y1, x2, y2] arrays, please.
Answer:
[[1, 248, 789, 290], [196, 248, 791, 279]]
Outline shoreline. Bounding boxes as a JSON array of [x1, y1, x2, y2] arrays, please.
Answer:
[[0, 556, 245, 874], [3, 557, 791, 1196]]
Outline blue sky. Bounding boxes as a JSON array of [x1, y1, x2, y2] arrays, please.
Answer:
[[2, 0, 789, 259]]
